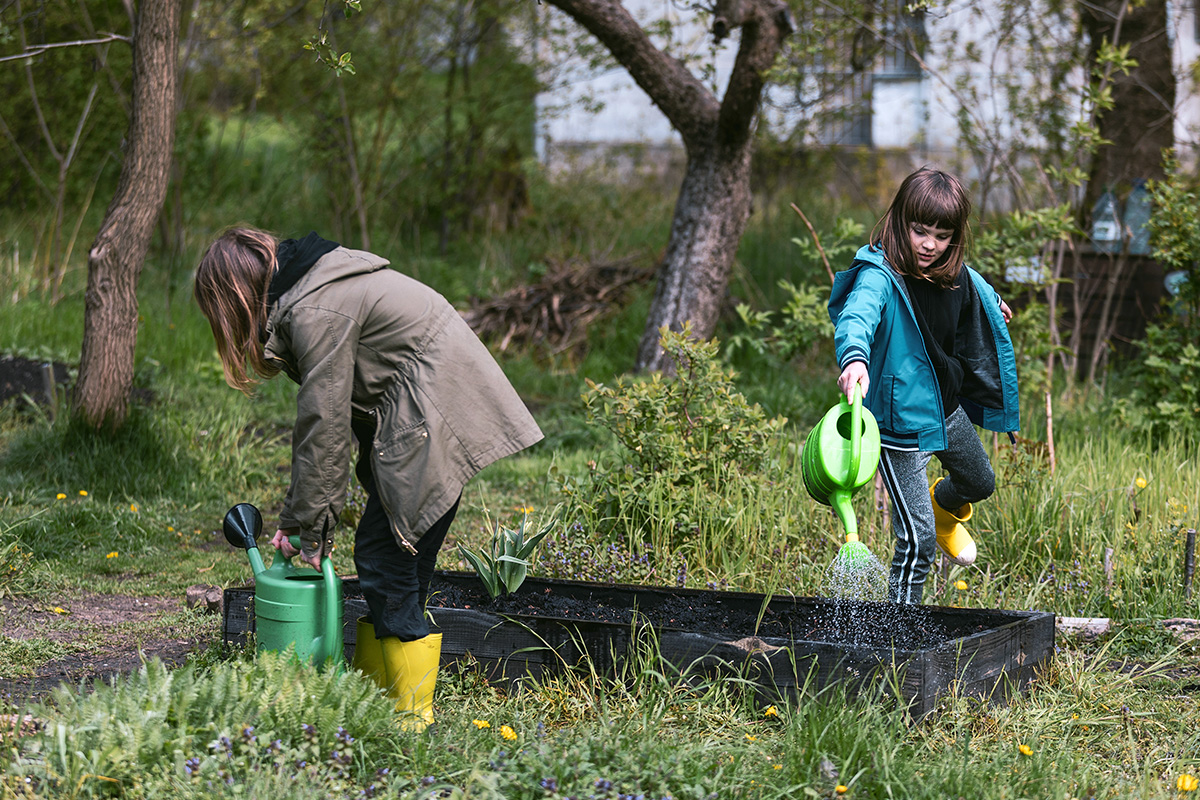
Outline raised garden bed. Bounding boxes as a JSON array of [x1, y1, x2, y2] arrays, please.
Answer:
[[223, 571, 1055, 718]]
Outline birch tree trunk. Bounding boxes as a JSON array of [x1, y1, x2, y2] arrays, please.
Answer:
[[74, 0, 181, 429]]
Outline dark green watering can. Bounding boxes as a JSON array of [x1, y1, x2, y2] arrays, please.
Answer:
[[223, 503, 344, 667], [801, 384, 881, 541]]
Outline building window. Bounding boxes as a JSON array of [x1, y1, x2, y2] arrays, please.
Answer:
[[817, 72, 874, 147]]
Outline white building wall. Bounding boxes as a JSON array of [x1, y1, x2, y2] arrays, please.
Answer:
[[535, 0, 1200, 167], [535, 0, 736, 157], [871, 79, 926, 150]]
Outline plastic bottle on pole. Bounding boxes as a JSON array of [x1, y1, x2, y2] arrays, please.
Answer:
[[1124, 179, 1152, 255], [1091, 187, 1122, 254]]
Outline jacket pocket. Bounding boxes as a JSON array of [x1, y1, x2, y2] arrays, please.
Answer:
[[370, 382, 432, 546], [877, 374, 896, 431]]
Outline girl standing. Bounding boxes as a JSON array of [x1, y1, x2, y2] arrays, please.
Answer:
[[195, 228, 543, 726], [828, 168, 1019, 603]]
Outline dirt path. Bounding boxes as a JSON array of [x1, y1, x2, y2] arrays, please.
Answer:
[[0, 593, 213, 705]]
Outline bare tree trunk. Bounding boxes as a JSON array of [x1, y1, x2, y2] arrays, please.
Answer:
[[75, 0, 181, 430], [635, 143, 753, 368], [543, 0, 794, 373]]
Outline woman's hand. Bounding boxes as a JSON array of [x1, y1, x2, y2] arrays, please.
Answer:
[[838, 361, 869, 403], [271, 528, 320, 569], [999, 299, 1013, 323]]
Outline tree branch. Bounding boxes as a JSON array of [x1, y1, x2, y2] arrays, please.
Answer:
[[543, 0, 720, 149], [717, 0, 794, 150], [0, 33, 131, 64]]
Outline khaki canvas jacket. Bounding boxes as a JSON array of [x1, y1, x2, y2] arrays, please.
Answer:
[[263, 247, 543, 553]]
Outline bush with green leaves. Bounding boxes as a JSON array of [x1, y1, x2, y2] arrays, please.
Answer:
[[725, 280, 834, 368], [558, 325, 817, 587], [1112, 155, 1200, 436]]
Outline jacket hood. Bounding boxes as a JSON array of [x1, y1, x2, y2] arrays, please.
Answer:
[[271, 246, 391, 317], [830, 244, 900, 312]]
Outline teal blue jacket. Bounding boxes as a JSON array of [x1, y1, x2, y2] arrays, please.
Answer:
[[828, 244, 1020, 451]]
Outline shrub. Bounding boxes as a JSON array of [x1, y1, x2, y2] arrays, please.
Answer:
[[558, 326, 809, 586]]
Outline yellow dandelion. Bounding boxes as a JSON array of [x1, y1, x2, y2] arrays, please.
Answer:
[[763, 705, 779, 717], [954, 580, 968, 591], [836, 786, 848, 794], [130, 504, 138, 513], [53, 607, 68, 614], [106, 551, 118, 559], [56, 493, 66, 500], [1018, 744, 1033, 756], [1135, 477, 1147, 489], [79, 490, 88, 497], [1179, 775, 1199, 792], [773, 764, 782, 770], [472, 719, 490, 729], [168, 526, 175, 532], [745, 734, 757, 742], [500, 725, 517, 741]]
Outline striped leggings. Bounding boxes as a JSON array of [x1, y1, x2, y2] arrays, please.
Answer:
[[878, 406, 996, 604]]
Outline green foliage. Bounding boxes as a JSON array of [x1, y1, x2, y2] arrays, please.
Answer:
[[1145, 153, 1200, 318], [3, 652, 397, 798], [1109, 156, 1200, 437], [725, 280, 833, 366], [972, 205, 1076, 399], [557, 326, 819, 587], [457, 508, 558, 599], [582, 324, 786, 480], [972, 204, 1077, 284], [790, 215, 865, 277], [1112, 325, 1200, 437], [0, 516, 36, 598]]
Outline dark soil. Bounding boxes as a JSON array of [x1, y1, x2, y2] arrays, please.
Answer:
[[426, 577, 962, 651], [0, 354, 154, 412], [0, 355, 70, 409]]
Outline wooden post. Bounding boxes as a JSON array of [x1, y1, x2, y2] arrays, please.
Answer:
[[1185, 529, 1196, 600], [40, 362, 56, 422]]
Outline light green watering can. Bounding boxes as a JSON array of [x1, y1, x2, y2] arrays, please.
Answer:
[[223, 503, 344, 668], [801, 384, 881, 560]]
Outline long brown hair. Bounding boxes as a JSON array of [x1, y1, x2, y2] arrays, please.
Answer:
[[871, 167, 972, 287], [193, 227, 281, 393]]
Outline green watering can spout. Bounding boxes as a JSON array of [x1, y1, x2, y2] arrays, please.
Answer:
[[224, 502, 266, 578]]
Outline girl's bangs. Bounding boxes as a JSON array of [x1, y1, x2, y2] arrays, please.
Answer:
[[907, 188, 967, 230]]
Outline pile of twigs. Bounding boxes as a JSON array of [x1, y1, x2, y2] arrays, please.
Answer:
[[462, 254, 655, 356]]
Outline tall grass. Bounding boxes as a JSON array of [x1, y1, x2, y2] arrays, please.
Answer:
[[4, 621, 1197, 799]]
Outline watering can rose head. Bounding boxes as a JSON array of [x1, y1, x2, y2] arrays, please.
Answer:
[[457, 505, 561, 599]]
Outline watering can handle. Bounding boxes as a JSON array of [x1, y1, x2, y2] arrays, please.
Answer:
[[285, 537, 344, 667], [847, 383, 862, 487]]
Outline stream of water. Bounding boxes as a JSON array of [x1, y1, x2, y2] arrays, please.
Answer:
[[820, 550, 945, 649]]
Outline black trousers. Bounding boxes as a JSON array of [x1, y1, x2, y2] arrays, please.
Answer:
[[352, 416, 459, 641]]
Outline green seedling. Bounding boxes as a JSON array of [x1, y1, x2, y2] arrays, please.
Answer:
[[457, 508, 559, 599]]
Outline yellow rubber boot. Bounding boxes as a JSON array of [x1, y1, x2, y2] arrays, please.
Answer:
[[351, 617, 387, 690], [380, 634, 442, 732], [931, 477, 977, 566]]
